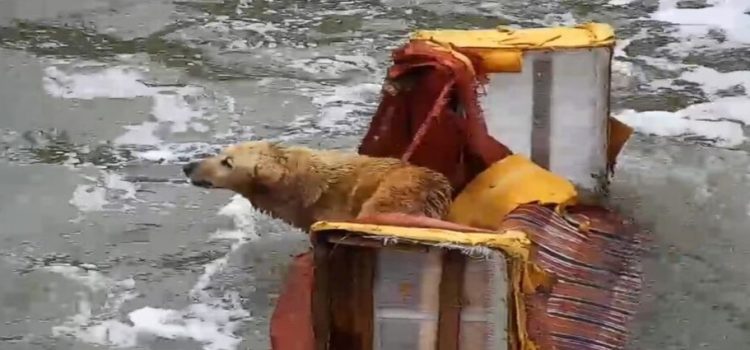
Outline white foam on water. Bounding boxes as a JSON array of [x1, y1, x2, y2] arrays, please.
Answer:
[[191, 195, 258, 297], [115, 122, 163, 146], [46, 265, 133, 291], [151, 89, 205, 133], [202, 19, 281, 43], [48, 265, 140, 346], [619, 97, 750, 145], [131, 142, 224, 162], [288, 58, 345, 76], [318, 8, 371, 16], [229, 21, 281, 34], [42, 63, 228, 156], [309, 82, 381, 129], [615, 97, 750, 147], [679, 66, 750, 95], [281, 53, 383, 136], [288, 54, 379, 79], [68, 171, 141, 216], [612, 36, 639, 91], [679, 96, 750, 125], [52, 195, 258, 350], [653, 0, 750, 43], [104, 173, 138, 201], [541, 12, 577, 26], [69, 184, 109, 212], [614, 11, 750, 147], [43, 66, 155, 100], [235, 0, 253, 15]]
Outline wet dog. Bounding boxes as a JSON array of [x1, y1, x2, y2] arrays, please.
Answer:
[[183, 141, 453, 232]]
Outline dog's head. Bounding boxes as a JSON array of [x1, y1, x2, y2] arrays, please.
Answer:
[[183, 141, 288, 193]]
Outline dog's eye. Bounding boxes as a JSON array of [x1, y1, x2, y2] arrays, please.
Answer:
[[220, 157, 234, 169]]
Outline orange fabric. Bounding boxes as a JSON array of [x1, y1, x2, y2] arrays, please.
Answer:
[[270, 252, 314, 350], [358, 40, 512, 192]]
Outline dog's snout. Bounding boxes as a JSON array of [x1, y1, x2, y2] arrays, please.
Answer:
[[183, 162, 199, 176]]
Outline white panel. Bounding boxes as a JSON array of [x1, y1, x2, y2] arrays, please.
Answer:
[[546, 48, 610, 190], [480, 66, 534, 157], [481, 47, 612, 191], [373, 248, 442, 350], [459, 252, 508, 350]]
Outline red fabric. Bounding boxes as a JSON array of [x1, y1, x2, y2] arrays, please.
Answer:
[[270, 252, 314, 350], [358, 40, 512, 192]]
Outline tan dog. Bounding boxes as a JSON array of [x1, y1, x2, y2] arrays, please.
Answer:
[[183, 141, 453, 231]]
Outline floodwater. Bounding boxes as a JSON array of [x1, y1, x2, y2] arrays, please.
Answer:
[[0, 0, 749, 349]]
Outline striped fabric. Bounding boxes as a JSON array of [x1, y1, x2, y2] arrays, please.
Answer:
[[502, 204, 644, 350]]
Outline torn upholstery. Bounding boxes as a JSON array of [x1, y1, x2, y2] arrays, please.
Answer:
[[358, 40, 512, 192]]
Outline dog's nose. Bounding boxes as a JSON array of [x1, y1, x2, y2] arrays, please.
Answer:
[[183, 162, 198, 176]]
